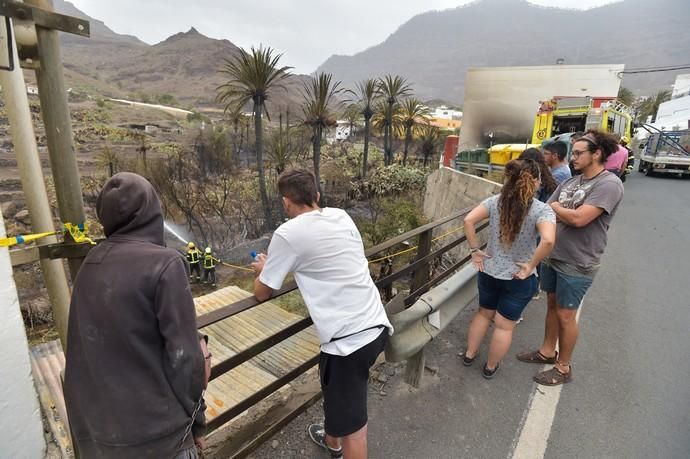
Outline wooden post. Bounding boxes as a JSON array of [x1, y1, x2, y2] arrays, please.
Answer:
[[27, 0, 86, 278], [0, 18, 72, 347], [404, 229, 433, 387]]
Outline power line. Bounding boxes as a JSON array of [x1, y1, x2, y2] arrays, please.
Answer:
[[620, 64, 690, 75]]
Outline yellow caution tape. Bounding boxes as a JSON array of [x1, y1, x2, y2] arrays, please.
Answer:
[[63, 222, 96, 245], [185, 224, 469, 275], [367, 225, 465, 265], [431, 225, 465, 242], [368, 246, 418, 264], [0, 230, 58, 248], [1, 222, 96, 248]]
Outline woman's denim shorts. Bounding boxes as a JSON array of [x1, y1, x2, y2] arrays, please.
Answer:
[[477, 272, 538, 321]]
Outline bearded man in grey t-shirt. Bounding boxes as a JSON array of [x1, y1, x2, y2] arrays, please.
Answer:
[[517, 130, 624, 386]]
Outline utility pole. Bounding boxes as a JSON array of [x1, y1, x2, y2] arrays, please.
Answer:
[[0, 17, 72, 347], [25, 0, 87, 278]]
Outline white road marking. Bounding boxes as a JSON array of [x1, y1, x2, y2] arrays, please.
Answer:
[[509, 302, 584, 459]]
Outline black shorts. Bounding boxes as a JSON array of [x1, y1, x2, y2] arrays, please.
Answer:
[[319, 329, 387, 437]]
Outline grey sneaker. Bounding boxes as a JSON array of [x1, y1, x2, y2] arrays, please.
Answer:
[[308, 424, 343, 458], [482, 362, 500, 379], [462, 351, 478, 367]]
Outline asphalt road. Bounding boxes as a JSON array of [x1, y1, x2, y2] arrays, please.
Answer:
[[544, 172, 690, 459], [250, 171, 690, 459]]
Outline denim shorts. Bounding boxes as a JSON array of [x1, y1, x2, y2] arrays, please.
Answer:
[[539, 263, 593, 309], [477, 272, 538, 321]]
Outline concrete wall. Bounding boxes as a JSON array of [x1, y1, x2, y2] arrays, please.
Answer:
[[0, 211, 46, 458], [424, 166, 501, 220], [423, 167, 501, 260]]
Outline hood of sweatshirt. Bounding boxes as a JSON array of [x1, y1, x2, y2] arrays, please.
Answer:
[[96, 172, 164, 246]]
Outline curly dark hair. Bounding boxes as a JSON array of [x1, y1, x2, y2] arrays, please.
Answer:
[[518, 147, 557, 197], [577, 129, 620, 163], [499, 159, 541, 247]]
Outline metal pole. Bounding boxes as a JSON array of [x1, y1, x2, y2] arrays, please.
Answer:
[[0, 18, 71, 347], [26, 0, 86, 278]]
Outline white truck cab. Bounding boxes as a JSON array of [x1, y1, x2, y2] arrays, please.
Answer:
[[638, 129, 690, 177]]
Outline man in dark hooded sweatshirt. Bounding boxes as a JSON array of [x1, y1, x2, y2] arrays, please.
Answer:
[[64, 172, 207, 458]]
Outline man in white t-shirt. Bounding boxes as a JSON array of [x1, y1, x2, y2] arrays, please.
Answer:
[[252, 169, 392, 459]]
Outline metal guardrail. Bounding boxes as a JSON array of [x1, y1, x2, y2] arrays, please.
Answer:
[[454, 160, 503, 173], [386, 263, 481, 363], [197, 205, 488, 433]]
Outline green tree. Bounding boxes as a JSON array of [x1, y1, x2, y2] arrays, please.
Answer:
[[157, 94, 179, 106], [396, 98, 429, 166], [372, 101, 401, 159], [418, 123, 442, 167], [266, 128, 293, 175], [217, 46, 293, 230], [300, 72, 344, 197], [378, 75, 411, 165], [342, 103, 361, 139], [638, 89, 671, 123], [131, 131, 150, 173], [352, 79, 381, 177], [96, 145, 118, 177], [225, 106, 251, 163], [617, 86, 635, 107]]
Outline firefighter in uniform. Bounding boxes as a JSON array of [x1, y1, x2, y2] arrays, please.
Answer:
[[621, 135, 635, 177], [186, 242, 202, 282], [203, 247, 220, 287]]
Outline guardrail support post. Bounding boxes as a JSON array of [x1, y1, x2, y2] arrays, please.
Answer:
[[404, 229, 432, 387]]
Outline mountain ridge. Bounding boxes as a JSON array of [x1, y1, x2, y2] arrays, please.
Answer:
[[317, 0, 690, 103], [51, 1, 308, 112]]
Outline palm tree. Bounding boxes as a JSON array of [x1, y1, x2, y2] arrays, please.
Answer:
[[372, 100, 401, 159], [396, 98, 429, 166], [341, 104, 360, 141], [638, 89, 671, 123], [133, 131, 150, 173], [96, 145, 118, 177], [225, 106, 245, 158], [217, 46, 292, 230], [378, 75, 412, 165], [617, 86, 635, 107], [266, 129, 293, 175], [352, 79, 381, 177], [300, 72, 344, 197], [418, 122, 442, 167]]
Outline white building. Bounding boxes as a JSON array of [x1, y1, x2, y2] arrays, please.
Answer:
[[671, 74, 690, 99], [431, 105, 463, 120], [651, 74, 690, 132], [653, 96, 690, 131], [335, 120, 354, 141]]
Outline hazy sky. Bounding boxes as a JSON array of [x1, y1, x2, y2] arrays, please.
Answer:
[[69, 0, 619, 73]]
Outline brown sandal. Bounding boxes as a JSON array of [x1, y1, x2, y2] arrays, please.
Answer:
[[534, 365, 572, 386], [516, 350, 558, 364]]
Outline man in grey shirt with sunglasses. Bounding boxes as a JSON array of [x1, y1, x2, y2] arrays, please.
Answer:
[[518, 130, 623, 387]]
